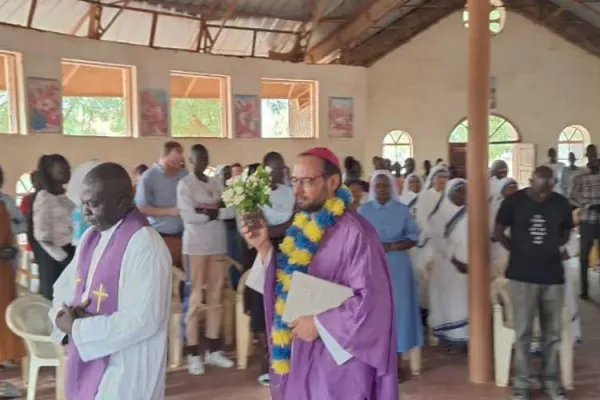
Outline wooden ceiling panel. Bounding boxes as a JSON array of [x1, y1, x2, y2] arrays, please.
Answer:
[[61, 62, 126, 97], [170, 74, 222, 99]]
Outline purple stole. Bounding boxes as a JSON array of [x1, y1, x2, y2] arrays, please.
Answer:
[[66, 209, 148, 400]]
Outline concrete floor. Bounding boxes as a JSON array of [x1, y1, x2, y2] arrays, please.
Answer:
[[2, 266, 599, 399]]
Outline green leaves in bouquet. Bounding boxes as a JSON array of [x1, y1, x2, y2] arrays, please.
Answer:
[[222, 165, 272, 214]]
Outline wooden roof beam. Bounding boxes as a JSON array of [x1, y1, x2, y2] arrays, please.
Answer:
[[340, 0, 463, 66], [305, 0, 409, 64]]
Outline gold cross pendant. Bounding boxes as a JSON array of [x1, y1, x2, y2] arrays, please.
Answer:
[[92, 284, 109, 313], [75, 272, 82, 288]]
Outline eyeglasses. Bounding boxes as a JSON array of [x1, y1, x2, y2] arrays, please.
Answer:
[[290, 175, 325, 188]]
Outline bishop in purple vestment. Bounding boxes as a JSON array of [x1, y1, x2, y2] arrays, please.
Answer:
[[51, 163, 172, 400], [241, 148, 399, 400]]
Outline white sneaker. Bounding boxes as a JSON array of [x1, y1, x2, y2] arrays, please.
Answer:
[[204, 351, 234, 368], [187, 355, 205, 376]]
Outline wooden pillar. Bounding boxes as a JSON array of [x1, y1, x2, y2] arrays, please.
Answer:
[[467, 0, 492, 384]]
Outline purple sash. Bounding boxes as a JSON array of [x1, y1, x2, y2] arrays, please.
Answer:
[[66, 209, 148, 400]]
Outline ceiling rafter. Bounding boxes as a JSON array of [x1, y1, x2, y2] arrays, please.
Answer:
[[82, 0, 348, 23], [78, 0, 300, 38], [505, 0, 600, 57], [305, 0, 413, 64], [26, 0, 37, 28], [208, 0, 239, 51], [340, 0, 463, 66]]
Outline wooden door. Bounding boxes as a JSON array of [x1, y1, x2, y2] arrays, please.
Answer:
[[448, 143, 467, 178], [512, 143, 535, 189]]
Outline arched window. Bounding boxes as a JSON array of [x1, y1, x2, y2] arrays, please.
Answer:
[[558, 125, 590, 166], [381, 130, 413, 165], [463, 0, 507, 35], [15, 172, 34, 206], [449, 114, 520, 174]]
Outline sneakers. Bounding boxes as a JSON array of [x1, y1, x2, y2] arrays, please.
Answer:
[[544, 387, 569, 400], [204, 351, 235, 368], [258, 373, 271, 386], [510, 389, 529, 400], [187, 355, 205, 376]]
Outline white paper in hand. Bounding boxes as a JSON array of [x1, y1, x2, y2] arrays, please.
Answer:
[[282, 272, 353, 324]]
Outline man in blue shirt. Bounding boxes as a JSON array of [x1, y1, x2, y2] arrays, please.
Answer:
[[135, 141, 188, 268]]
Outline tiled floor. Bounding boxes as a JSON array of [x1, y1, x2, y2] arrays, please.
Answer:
[[2, 267, 600, 399]]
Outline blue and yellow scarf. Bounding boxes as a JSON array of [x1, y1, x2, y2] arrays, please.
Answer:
[[271, 186, 352, 375]]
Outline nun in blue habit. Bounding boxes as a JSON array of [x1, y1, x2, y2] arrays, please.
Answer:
[[359, 170, 424, 354]]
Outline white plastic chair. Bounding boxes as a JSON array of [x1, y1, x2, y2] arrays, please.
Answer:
[[168, 266, 186, 370], [5, 295, 66, 400], [16, 250, 40, 293], [235, 270, 253, 369], [223, 255, 243, 347]]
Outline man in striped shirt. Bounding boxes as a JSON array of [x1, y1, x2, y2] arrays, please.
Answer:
[[569, 144, 600, 299]]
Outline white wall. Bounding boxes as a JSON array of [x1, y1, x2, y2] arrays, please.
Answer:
[[367, 11, 600, 169], [0, 25, 367, 196], [2, 11, 600, 195]]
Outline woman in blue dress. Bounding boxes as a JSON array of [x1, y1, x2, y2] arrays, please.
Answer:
[[359, 170, 424, 377]]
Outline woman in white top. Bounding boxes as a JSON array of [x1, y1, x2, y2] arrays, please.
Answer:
[[399, 173, 423, 217], [32, 154, 74, 300], [429, 178, 469, 347], [414, 166, 450, 278], [489, 177, 518, 274], [489, 159, 509, 202], [400, 173, 427, 312]]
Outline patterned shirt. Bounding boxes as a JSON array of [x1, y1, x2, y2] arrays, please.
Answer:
[[569, 170, 600, 223]]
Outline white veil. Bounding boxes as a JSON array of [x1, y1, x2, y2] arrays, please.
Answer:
[[368, 169, 400, 202]]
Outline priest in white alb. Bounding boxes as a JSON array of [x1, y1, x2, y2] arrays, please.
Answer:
[[49, 162, 172, 400]]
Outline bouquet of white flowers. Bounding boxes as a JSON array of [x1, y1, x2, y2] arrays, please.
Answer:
[[222, 165, 272, 216]]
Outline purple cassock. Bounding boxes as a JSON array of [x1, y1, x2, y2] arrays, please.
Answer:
[[66, 209, 148, 400], [264, 211, 399, 400]]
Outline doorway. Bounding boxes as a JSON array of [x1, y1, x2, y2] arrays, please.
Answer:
[[448, 114, 521, 178]]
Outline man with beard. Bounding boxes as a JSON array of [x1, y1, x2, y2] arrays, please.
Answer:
[[50, 162, 171, 399], [570, 144, 600, 299], [240, 147, 398, 400]]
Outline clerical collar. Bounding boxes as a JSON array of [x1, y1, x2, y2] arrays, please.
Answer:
[[100, 218, 124, 237]]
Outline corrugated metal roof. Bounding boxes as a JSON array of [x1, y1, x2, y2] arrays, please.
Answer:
[[0, 0, 371, 58], [549, 0, 600, 27], [137, 0, 360, 21]]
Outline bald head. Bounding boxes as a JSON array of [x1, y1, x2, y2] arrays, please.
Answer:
[[529, 165, 554, 200], [81, 163, 133, 230]]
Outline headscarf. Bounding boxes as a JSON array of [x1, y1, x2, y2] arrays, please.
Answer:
[[424, 165, 450, 190], [368, 169, 399, 203], [399, 173, 423, 208], [489, 177, 517, 233], [488, 159, 509, 201], [414, 165, 450, 238], [489, 159, 508, 178], [439, 178, 467, 225], [66, 160, 103, 206], [428, 178, 467, 260]]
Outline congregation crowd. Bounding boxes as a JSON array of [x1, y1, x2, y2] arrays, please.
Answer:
[[0, 140, 599, 400]]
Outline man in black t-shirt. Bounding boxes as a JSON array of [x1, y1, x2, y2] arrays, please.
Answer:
[[495, 166, 573, 400]]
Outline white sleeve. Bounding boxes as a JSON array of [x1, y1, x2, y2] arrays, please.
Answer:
[[450, 218, 469, 263], [245, 248, 353, 366], [218, 206, 236, 220], [71, 228, 172, 362], [245, 249, 272, 294], [177, 179, 210, 225], [49, 230, 89, 344], [314, 316, 353, 365]]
